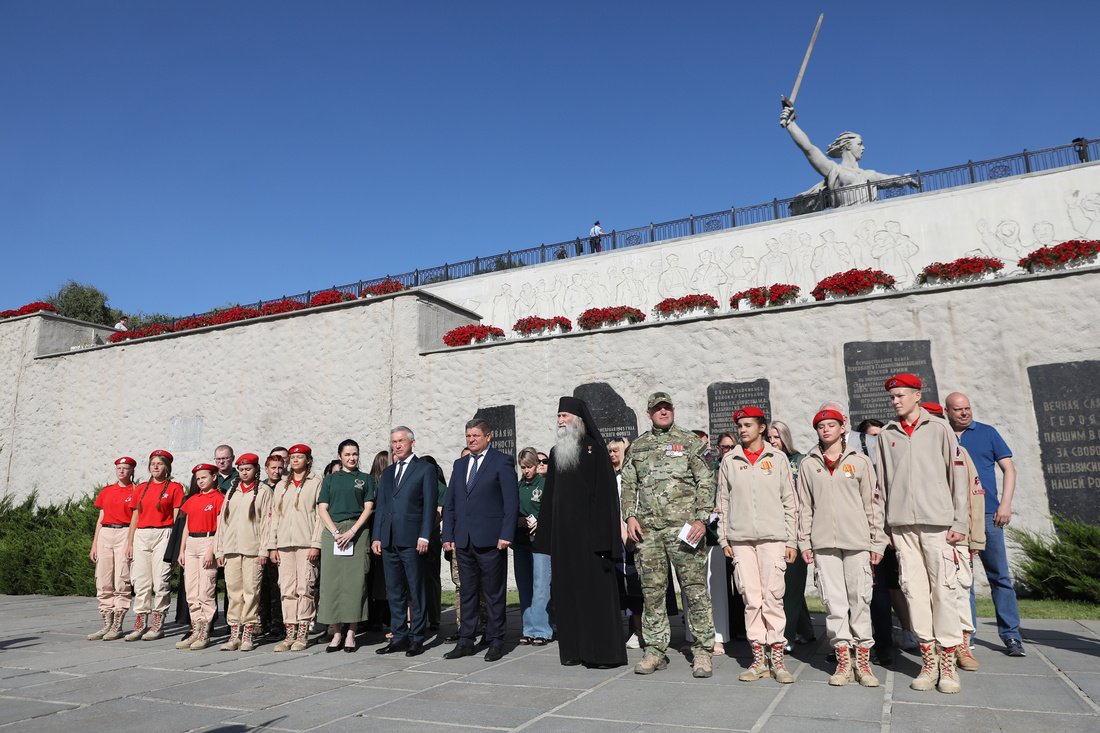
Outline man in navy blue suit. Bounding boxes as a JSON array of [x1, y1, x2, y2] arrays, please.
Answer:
[[372, 426, 437, 657], [443, 418, 519, 662]]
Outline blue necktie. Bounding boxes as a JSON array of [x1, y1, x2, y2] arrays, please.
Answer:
[[394, 461, 405, 487], [467, 454, 481, 493]]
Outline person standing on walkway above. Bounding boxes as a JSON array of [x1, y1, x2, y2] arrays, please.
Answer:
[[944, 392, 1026, 658], [878, 375, 969, 694], [588, 221, 604, 254], [621, 392, 716, 679]]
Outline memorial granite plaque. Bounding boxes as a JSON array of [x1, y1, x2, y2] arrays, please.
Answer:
[[844, 341, 939, 425], [169, 417, 204, 453], [708, 380, 771, 439], [574, 383, 638, 443], [1028, 361, 1100, 525], [474, 404, 517, 460]]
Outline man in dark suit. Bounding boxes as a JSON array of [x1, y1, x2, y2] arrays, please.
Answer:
[[372, 426, 437, 657], [443, 418, 519, 662]]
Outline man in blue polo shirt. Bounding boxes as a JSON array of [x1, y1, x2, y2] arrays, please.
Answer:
[[945, 392, 1025, 657]]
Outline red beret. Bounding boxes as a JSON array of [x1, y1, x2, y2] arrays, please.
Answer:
[[149, 449, 174, 462], [884, 373, 922, 391], [921, 402, 944, 416], [734, 406, 766, 422], [115, 456, 137, 467], [236, 453, 260, 466], [288, 444, 312, 455], [813, 409, 845, 427], [192, 463, 217, 474]]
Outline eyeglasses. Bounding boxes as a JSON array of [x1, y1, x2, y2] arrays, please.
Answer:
[[538, 459, 549, 465], [717, 444, 735, 452]]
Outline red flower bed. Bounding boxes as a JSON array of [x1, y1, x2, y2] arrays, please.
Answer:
[[206, 306, 262, 325], [443, 324, 506, 347], [107, 330, 132, 343], [654, 294, 719, 316], [512, 316, 573, 335], [108, 322, 175, 343], [811, 269, 896, 301], [1018, 239, 1100, 272], [173, 315, 212, 331], [1, 302, 58, 319], [578, 306, 646, 330], [730, 284, 800, 309], [260, 299, 308, 316], [361, 279, 409, 297], [309, 290, 357, 307], [918, 256, 1003, 284], [0, 309, 18, 319]]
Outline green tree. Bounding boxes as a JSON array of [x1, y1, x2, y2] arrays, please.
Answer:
[[46, 280, 122, 326]]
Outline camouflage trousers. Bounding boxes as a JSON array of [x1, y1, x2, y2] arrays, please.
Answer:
[[635, 523, 714, 656]]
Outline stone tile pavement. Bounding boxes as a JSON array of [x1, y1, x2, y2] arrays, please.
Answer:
[[2, 594, 1099, 732]]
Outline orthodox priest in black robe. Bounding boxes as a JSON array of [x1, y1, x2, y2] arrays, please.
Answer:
[[533, 396, 627, 668]]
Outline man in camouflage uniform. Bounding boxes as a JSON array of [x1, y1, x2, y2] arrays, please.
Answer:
[[621, 392, 717, 678]]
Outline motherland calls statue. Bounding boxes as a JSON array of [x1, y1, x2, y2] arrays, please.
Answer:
[[780, 103, 919, 215]]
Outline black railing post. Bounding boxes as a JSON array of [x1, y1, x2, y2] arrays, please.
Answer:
[[967, 160, 975, 183], [1023, 149, 1031, 173], [444, 263, 449, 280], [357, 280, 363, 295], [415, 269, 420, 286], [540, 244, 545, 263], [916, 171, 923, 192], [475, 257, 480, 274], [772, 199, 779, 219], [730, 206, 736, 227], [306, 291, 311, 303], [689, 214, 695, 235], [610, 230, 616, 249], [649, 222, 654, 242], [575, 237, 581, 256], [866, 180, 873, 203]]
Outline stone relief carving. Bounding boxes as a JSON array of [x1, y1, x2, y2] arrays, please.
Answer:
[[871, 221, 920, 283], [1066, 190, 1100, 238]]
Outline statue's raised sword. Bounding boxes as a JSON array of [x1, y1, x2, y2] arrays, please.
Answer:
[[780, 13, 823, 121]]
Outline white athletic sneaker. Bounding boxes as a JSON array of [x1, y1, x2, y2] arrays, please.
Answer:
[[625, 633, 641, 649]]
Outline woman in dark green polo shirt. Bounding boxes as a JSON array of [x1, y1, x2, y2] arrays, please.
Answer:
[[514, 447, 552, 644], [317, 439, 376, 652]]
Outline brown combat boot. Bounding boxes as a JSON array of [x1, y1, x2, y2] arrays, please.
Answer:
[[290, 621, 310, 651], [829, 646, 853, 686], [142, 611, 166, 640], [175, 624, 198, 649], [634, 651, 669, 675], [103, 611, 127, 641], [220, 624, 241, 651], [956, 631, 979, 671], [937, 645, 962, 693], [854, 646, 880, 687], [272, 623, 296, 652], [739, 644, 772, 681], [239, 624, 256, 652], [692, 651, 713, 678], [189, 620, 212, 650], [88, 611, 112, 640], [910, 642, 940, 691], [770, 643, 794, 684], [124, 612, 148, 641]]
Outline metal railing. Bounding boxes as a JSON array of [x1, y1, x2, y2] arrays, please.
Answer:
[[188, 136, 1098, 320]]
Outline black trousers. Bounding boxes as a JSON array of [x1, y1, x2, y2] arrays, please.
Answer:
[[456, 542, 507, 647]]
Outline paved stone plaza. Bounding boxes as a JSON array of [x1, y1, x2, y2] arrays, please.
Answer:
[[2, 595, 1099, 732]]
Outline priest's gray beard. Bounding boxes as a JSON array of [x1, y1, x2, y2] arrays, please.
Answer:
[[554, 417, 586, 473]]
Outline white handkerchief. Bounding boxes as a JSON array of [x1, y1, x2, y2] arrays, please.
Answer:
[[333, 541, 354, 556], [678, 523, 702, 548]]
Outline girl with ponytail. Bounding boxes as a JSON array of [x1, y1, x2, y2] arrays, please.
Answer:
[[213, 454, 272, 652]]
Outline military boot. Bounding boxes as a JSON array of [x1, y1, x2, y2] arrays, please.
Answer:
[[937, 646, 962, 693], [124, 613, 148, 641], [634, 651, 669, 675], [175, 624, 198, 649], [290, 621, 310, 651], [190, 620, 212, 650], [956, 631, 979, 671], [910, 642, 940, 691], [239, 624, 256, 652], [273, 623, 296, 652], [692, 651, 713, 678], [103, 611, 127, 641], [142, 611, 166, 640], [220, 624, 241, 651], [829, 646, 853, 686], [88, 611, 112, 640], [770, 643, 794, 684], [739, 644, 772, 681], [854, 646, 880, 687]]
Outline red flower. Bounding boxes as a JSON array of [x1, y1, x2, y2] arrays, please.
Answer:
[[173, 315, 212, 331], [361, 279, 409, 297], [7, 302, 58, 317], [308, 290, 357, 307], [918, 256, 1003, 284], [260, 299, 308, 316], [512, 316, 574, 335], [578, 306, 646, 330], [811, 269, 897, 301], [443, 324, 506, 347], [1018, 240, 1100, 271]]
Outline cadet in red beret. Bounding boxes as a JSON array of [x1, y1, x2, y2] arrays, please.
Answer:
[[125, 450, 185, 641], [88, 457, 139, 641], [213, 453, 272, 651], [175, 465, 226, 649]]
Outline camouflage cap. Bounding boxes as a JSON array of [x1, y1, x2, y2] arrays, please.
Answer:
[[647, 391, 674, 410]]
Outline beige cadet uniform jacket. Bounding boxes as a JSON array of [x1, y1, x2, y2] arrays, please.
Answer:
[[796, 445, 887, 554], [959, 447, 987, 552], [620, 423, 715, 530], [877, 409, 969, 534], [265, 473, 323, 550], [214, 482, 273, 559], [717, 444, 797, 549]]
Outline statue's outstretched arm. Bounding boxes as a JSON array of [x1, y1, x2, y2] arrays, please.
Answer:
[[780, 106, 833, 179]]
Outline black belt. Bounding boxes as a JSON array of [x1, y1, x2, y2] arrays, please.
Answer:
[[189, 531, 216, 538], [101, 523, 128, 529]]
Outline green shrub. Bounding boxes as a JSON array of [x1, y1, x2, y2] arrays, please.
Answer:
[[1010, 515, 1100, 604], [0, 491, 101, 596]]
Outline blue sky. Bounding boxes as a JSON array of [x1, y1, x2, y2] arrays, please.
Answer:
[[2, 1, 1098, 317]]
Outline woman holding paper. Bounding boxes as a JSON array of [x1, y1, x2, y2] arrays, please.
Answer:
[[317, 439, 376, 652]]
